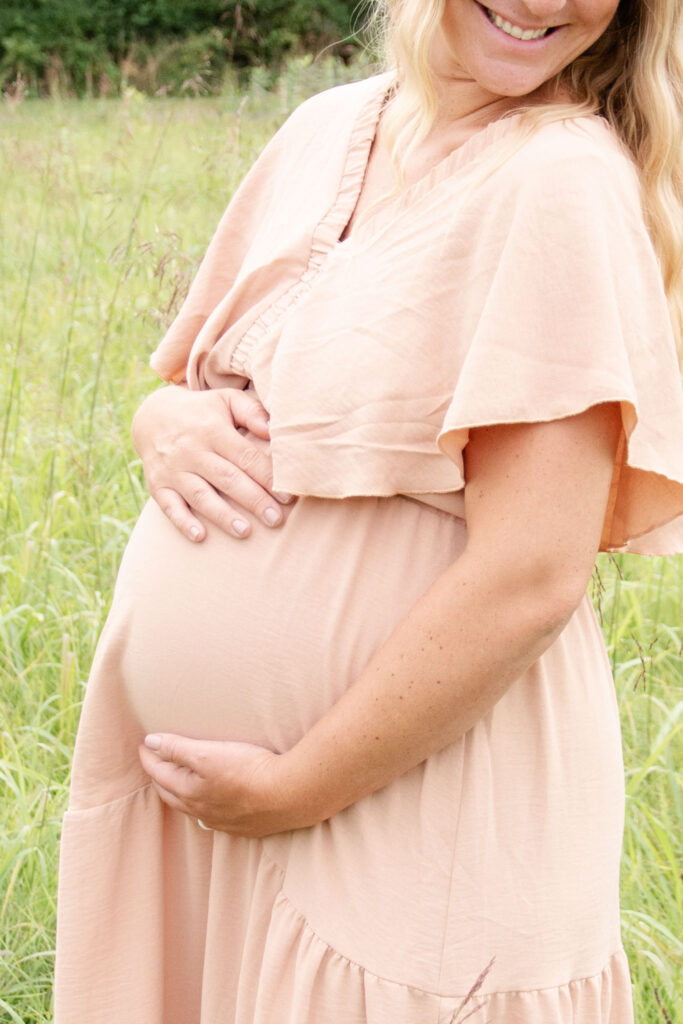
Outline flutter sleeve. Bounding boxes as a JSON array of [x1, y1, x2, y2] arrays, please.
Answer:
[[436, 127, 683, 555], [148, 133, 285, 384], [148, 88, 345, 386], [148, 75, 391, 389]]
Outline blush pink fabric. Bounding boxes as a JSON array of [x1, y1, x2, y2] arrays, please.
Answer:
[[55, 75, 683, 1023], [151, 74, 683, 555]]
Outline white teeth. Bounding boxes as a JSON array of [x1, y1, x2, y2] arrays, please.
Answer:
[[485, 7, 549, 39]]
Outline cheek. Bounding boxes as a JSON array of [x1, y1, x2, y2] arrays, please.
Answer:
[[439, 7, 462, 53], [584, 0, 621, 40]]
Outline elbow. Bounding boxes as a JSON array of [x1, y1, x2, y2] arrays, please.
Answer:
[[521, 560, 593, 639], [474, 546, 594, 640], [457, 542, 596, 644]]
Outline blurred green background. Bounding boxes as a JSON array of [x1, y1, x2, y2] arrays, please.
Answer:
[[0, 5, 681, 1021], [0, 0, 366, 98]]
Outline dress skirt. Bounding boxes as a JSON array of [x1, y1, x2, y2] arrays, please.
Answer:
[[54, 488, 634, 1023]]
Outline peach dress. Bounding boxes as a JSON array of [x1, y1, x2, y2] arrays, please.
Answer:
[[55, 76, 683, 1023]]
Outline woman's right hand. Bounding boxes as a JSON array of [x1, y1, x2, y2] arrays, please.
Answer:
[[131, 386, 293, 542]]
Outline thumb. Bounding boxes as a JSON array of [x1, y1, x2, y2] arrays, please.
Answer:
[[144, 732, 204, 769]]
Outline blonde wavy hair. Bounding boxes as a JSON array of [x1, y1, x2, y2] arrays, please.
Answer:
[[370, 0, 683, 355]]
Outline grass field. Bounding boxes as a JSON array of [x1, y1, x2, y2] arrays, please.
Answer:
[[1, 62, 682, 1023]]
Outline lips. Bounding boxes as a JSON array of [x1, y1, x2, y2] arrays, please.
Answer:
[[480, 3, 559, 40]]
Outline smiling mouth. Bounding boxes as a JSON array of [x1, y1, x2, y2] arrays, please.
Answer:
[[483, 5, 558, 40]]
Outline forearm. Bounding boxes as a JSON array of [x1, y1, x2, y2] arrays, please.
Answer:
[[278, 547, 575, 826], [139, 407, 618, 838]]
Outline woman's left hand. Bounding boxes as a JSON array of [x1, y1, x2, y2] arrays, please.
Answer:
[[138, 734, 313, 838]]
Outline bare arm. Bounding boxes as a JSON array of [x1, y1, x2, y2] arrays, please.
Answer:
[[139, 403, 621, 835]]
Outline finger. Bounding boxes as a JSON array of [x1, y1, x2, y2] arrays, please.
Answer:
[[139, 747, 188, 793], [153, 487, 207, 543], [202, 454, 289, 527], [234, 445, 295, 506], [176, 457, 286, 532], [171, 474, 253, 538], [148, 779, 200, 819], [139, 748, 205, 807], [225, 388, 271, 440], [210, 437, 283, 503]]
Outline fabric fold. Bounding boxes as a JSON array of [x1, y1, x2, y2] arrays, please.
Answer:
[[432, 125, 683, 553], [149, 77, 682, 555], [150, 74, 391, 390], [241, 891, 633, 1024], [56, 784, 634, 1024], [261, 117, 683, 554]]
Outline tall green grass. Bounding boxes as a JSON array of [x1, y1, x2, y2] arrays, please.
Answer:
[[1, 62, 681, 1023]]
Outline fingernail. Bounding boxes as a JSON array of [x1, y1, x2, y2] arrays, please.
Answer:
[[145, 734, 162, 750], [232, 518, 249, 536], [264, 507, 281, 526], [273, 491, 293, 503], [189, 526, 201, 542]]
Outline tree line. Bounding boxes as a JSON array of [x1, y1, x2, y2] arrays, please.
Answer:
[[0, 0, 366, 97]]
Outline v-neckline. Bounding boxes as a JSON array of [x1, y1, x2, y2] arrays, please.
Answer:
[[226, 75, 533, 380], [333, 75, 529, 249]]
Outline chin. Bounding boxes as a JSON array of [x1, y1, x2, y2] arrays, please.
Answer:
[[472, 65, 555, 101]]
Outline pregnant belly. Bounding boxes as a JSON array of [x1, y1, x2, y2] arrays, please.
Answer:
[[114, 495, 467, 750]]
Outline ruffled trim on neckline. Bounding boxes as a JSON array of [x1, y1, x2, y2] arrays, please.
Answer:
[[229, 74, 394, 378], [342, 113, 612, 252], [230, 97, 611, 378]]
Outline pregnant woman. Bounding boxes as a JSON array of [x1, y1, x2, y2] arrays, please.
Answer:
[[54, 0, 683, 1020]]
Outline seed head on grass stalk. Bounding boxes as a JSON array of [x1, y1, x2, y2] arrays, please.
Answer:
[[441, 957, 495, 1024]]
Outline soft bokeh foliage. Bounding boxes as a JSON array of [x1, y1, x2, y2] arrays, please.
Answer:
[[0, 0, 364, 97]]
